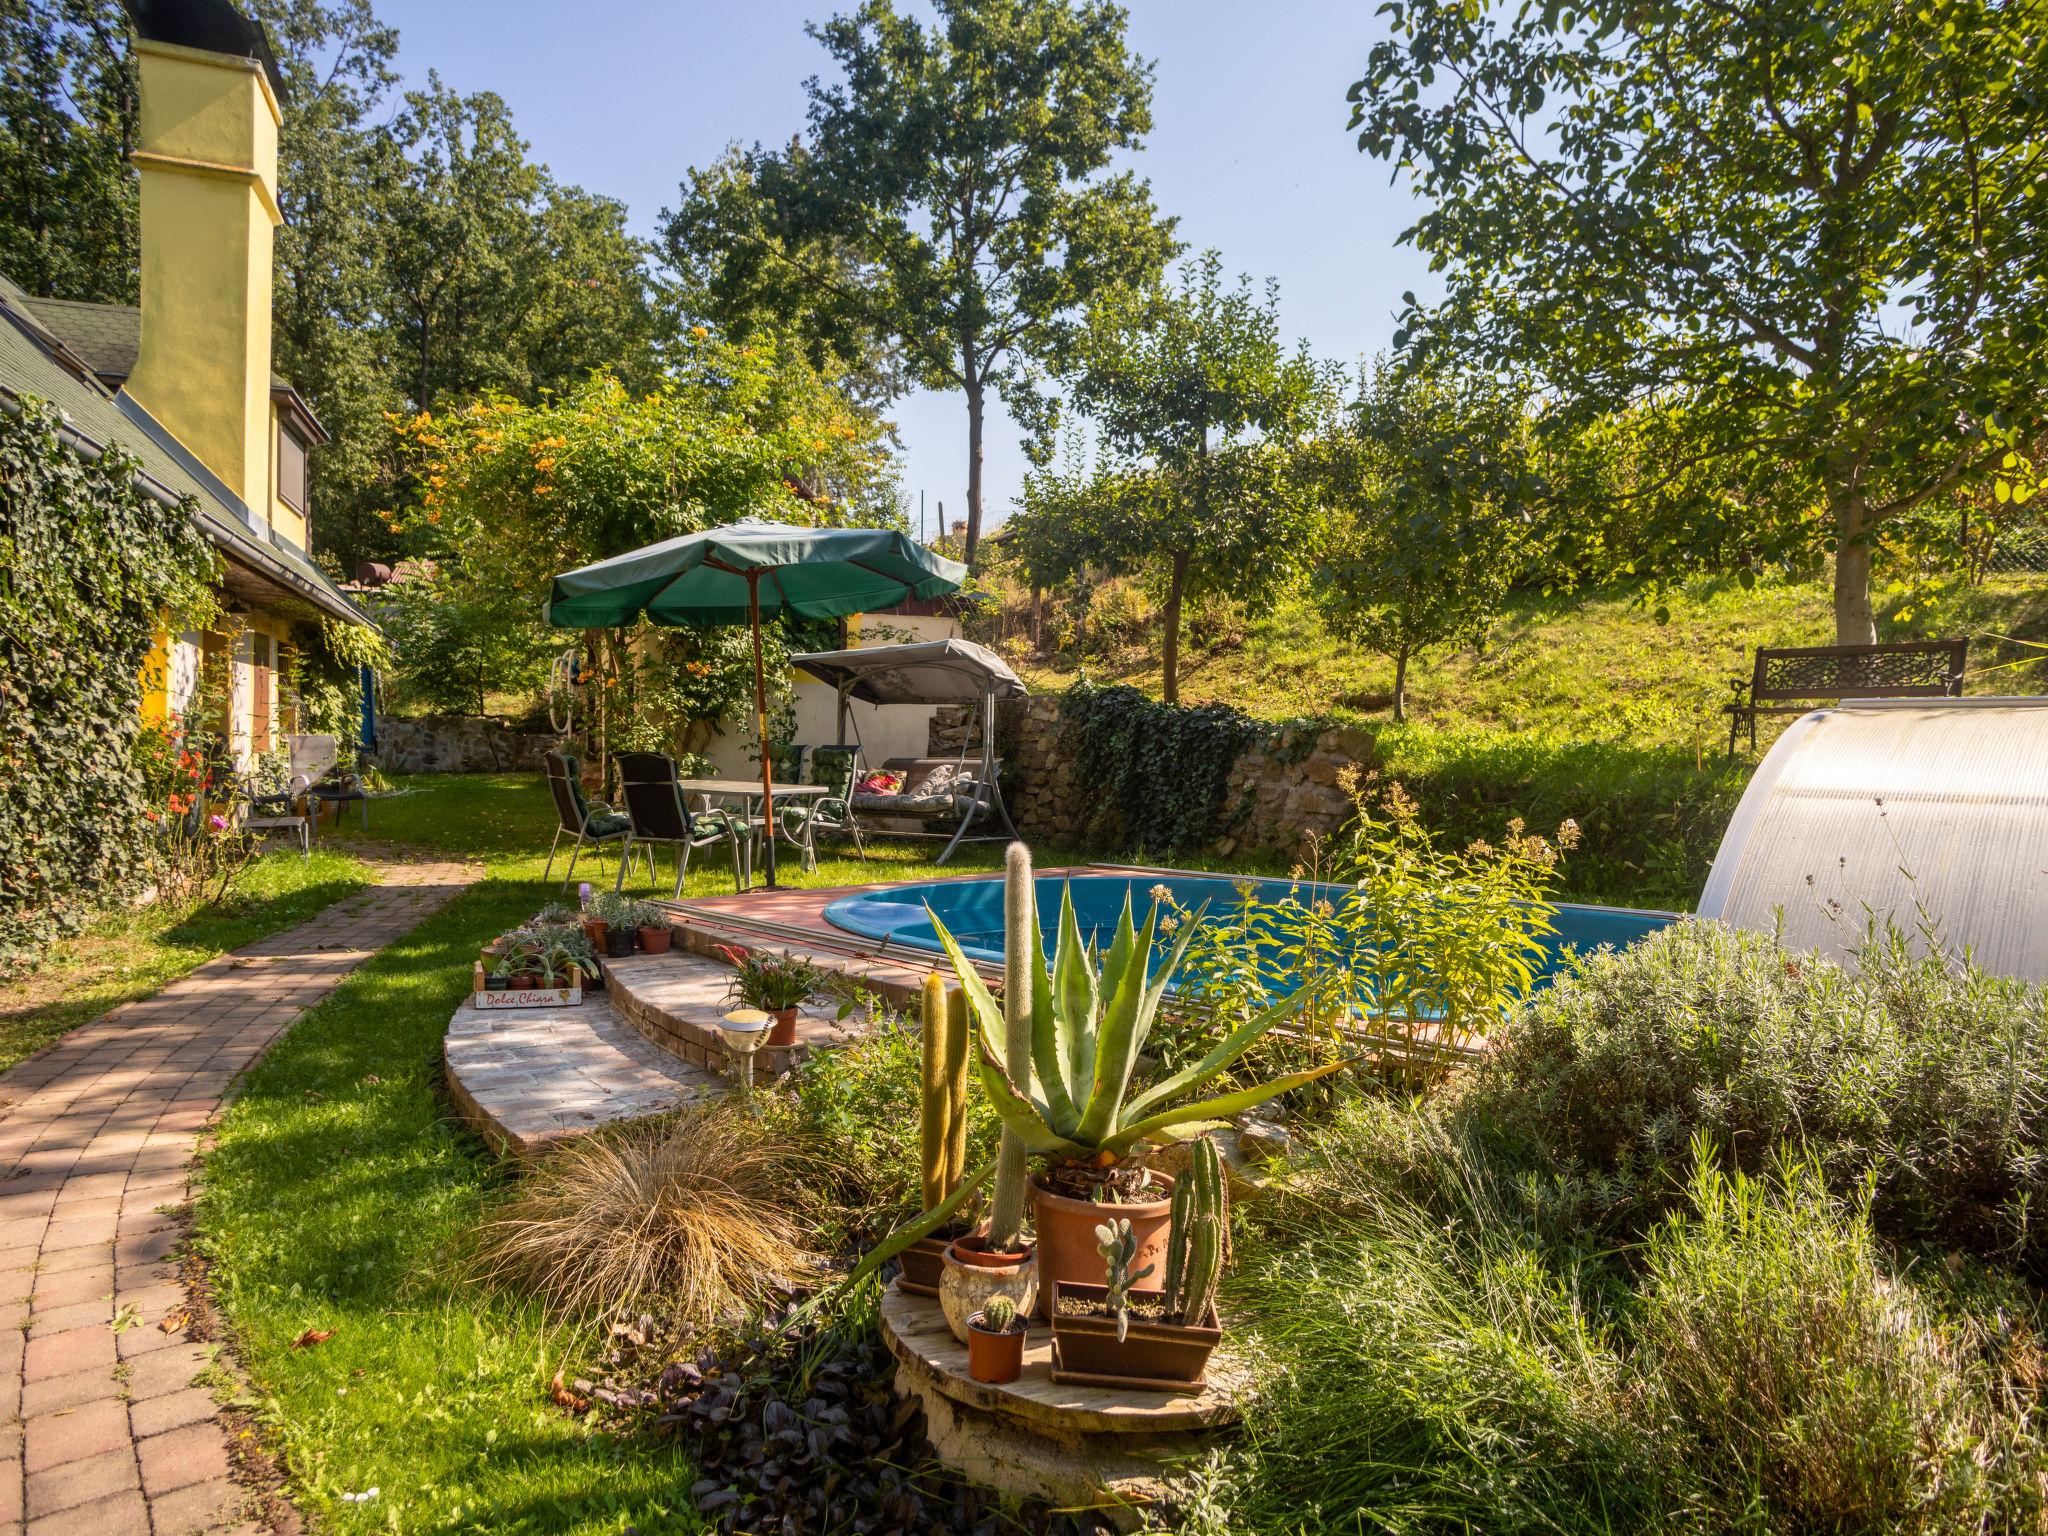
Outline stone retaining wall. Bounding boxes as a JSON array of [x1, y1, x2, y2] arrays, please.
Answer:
[[998, 694, 1375, 860], [375, 715, 555, 774]]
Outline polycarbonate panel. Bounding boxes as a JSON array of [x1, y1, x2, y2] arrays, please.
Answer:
[[1698, 699, 2048, 979]]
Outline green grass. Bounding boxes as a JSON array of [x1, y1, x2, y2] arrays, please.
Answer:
[[1014, 571, 2048, 747], [0, 847, 374, 1070], [195, 771, 1040, 1534]]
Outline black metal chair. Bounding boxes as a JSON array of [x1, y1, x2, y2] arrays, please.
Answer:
[[612, 751, 752, 898], [542, 750, 640, 891]]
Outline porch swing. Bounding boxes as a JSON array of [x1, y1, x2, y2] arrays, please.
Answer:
[[789, 638, 1027, 864]]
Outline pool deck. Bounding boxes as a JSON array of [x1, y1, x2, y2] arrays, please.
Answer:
[[657, 864, 1156, 1004]]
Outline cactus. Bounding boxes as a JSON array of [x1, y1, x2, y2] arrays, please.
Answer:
[[1165, 1136, 1227, 1325], [918, 971, 970, 1211], [1095, 1217, 1155, 1343], [985, 842, 1036, 1251], [979, 1296, 1018, 1333]]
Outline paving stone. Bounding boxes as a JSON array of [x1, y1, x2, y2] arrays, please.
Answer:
[[0, 853, 478, 1536]]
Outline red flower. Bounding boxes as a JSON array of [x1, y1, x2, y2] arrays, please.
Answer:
[[712, 943, 751, 968]]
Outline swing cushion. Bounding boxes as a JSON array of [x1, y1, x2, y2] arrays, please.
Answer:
[[849, 757, 997, 816], [855, 770, 905, 796]]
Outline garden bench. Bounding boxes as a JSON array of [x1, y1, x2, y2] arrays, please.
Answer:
[[1725, 639, 1967, 756]]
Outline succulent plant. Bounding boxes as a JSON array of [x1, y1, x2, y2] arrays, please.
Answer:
[[1165, 1135, 1226, 1325], [1095, 1217, 1154, 1343], [919, 971, 969, 1212], [978, 1296, 1018, 1333], [986, 841, 1036, 1251]]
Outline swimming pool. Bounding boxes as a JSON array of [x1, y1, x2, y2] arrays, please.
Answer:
[[822, 870, 1677, 990]]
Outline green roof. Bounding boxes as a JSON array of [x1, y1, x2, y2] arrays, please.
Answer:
[[0, 279, 368, 629]]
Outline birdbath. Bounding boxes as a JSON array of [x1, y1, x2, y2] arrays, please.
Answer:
[[717, 1009, 773, 1110]]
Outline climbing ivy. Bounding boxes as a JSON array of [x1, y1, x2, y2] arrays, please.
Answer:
[[0, 397, 218, 970], [1059, 682, 1266, 854]]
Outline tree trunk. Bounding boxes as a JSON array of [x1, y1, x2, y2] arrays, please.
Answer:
[[1391, 647, 1410, 723], [1162, 550, 1190, 705], [1831, 491, 1878, 645], [963, 362, 986, 569]]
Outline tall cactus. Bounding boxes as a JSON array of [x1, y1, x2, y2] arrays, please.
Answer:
[[1165, 1136, 1226, 1325], [985, 842, 1036, 1251], [918, 971, 969, 1210]]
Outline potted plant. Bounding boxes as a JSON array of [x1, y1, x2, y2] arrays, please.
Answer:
[[898, 972, 971, 1297], [632, 899, 673, 955], [1049, 1138, 1227, 1390], [715, 945, 826, 1048], [938, 845, 1040, 1339], [484, 956, 513, 992], [966, 1296, 1027, 1385], [587, 890, 634, 957]]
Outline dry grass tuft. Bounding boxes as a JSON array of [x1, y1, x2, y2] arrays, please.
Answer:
[[474, 1101, 823, 1323]]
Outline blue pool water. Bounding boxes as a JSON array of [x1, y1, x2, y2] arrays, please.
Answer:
[[823, 871, 1677, 992]]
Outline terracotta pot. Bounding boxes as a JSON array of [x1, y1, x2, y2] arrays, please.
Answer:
[[1048, 1280, 1219, 1390], [767, 1006, 799, 1048], [939, 1235, 1037, 1345], [896, 1222, 969, 1297], [583, 918, 608, 950], [966, 1313, 1028, 1385], [639, 925, 673, 955], [1031, 1171, 1174, 1305], [513, 974, 537, 991]]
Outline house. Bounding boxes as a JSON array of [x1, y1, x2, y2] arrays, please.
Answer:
[[0, 0, 370, 766]]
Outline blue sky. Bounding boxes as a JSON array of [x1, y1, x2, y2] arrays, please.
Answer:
[[374, 0, 1437, 530]]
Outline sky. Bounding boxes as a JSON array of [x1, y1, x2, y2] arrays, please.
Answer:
[[372, 0, 1439, 532]]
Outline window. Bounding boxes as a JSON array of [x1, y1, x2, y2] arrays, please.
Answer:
[[278, 423, 308, 513]]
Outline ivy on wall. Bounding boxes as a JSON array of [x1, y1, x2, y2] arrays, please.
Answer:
[[1059, 682, 1266, 854], [0, 396, 218, 969]]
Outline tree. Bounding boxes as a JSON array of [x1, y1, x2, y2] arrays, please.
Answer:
[[1014, 253, 1327, 702], [1310, 365, 1544, 722], [0, 0, 137, 301], [1351, 0, 2048, 643], [681, 0, 1179, 567]]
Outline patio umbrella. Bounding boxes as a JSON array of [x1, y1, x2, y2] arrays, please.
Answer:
[[544, 519, 968, 888]]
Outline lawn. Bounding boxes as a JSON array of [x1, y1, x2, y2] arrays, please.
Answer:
[[0, 846, 375, 1071], [195, 770, 1029, 1534]]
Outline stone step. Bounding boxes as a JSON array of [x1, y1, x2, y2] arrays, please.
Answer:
[[443, 992, 724, 1158], [601, 950, 876, 1085]]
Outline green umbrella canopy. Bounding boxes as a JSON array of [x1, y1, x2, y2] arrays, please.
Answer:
[[544, 519, 968, 630]]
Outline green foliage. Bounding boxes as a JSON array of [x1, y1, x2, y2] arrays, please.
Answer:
[[372, 567, 553, 718], [696, 0, 1180, 562], [1059, 682, 1265, 855], [1015, 252, 1327, 700], [1351, 0, 2048, 643], [1453, 920, 2048, 1272], [0, 397, 217, 970], [1310, 362, 1548, 720], [926, 874, 1340, 1173]]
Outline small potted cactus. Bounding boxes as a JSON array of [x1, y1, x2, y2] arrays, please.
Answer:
[[1049, 1136, 1227, 1390], [966, 1295, 1028, 1385]]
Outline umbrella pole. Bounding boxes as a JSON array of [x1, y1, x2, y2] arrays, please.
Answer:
[[748, 571, 778, 890]]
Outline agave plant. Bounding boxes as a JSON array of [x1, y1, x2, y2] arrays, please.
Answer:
[[846, 872, 1344, 1289], [929, 881, 1344, 1166]]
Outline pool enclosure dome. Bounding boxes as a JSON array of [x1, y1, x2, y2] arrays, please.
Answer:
[[1698, 698, 2048, 981]]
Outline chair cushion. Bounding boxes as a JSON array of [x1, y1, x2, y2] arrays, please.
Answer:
[[584, 811, 632, 837]]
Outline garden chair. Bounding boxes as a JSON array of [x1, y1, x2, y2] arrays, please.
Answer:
[[237, 769, 311, 857], [542, 750, 642, 891], [290, 732, 369, 831], [776, 743, 866, 872], [612, 751, 753, 898]]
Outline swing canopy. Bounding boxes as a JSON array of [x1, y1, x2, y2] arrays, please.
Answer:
[[790, 638, 1026, 705]]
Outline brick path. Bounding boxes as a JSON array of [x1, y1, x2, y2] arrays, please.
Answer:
[[0, 854, 479, 1535]]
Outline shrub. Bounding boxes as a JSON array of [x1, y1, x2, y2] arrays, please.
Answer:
[[1460, 920, 2048, 1270], [473, 1101, 821, 1322], [1639, 1152, 2044, 1534]]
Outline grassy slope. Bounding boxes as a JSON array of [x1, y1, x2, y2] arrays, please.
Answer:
[[196, 773, 1026, 1535], [1004, 573, 2048, 908], [0, 848, 374, 1070]]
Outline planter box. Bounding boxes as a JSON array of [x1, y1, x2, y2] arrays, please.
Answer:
[[469, 962, 585, 1009], [1048, 1281, 1219, 1391]]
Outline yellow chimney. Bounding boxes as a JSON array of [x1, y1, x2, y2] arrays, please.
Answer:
[[122, 29, 282, 510]]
